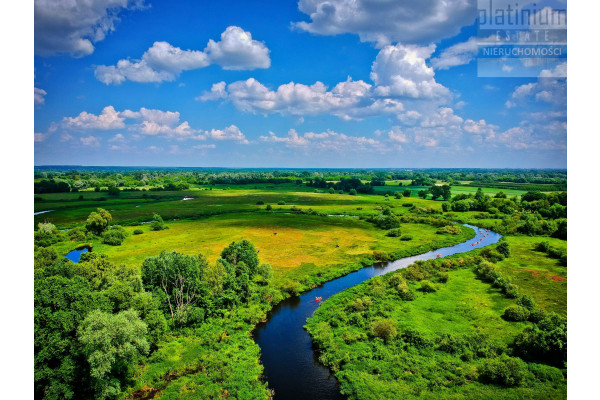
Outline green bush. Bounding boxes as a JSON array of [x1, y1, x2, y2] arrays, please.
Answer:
[[68, 227, 87, 242], [436, 225, 462, 235], [348, 189, 357, 196], [496, 241, 511, 258], [257, 263, 274, 283], [535, 241, 551, 252], [280, 279, 301, 295], [478, 356, 525, 386], [266, 204, 272, 210], [502, 305, 530, 322], [516, 295, 537, 311], [386, 228, 402, 237], [480, 248, 505, 263], [401, 329, 431, 348], [371, 319, 397, 341], [400, 235, 413, 241], [419, 280, 438, 293], [133, 229, 143, 235], [256, 200, 264, 205], [436, 272, 449, 283], [277, 200, 286, 205], [150, 213, 168, 231], [102, 226, 128, 246], [373, 250, 390, 262], [373, 213, 400, 230], [513, 313, 566, 367]]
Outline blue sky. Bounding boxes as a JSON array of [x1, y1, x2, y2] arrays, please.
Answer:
[[34, 0, 567, 168]]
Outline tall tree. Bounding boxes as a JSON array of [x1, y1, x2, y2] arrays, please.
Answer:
[[141, 251, 208, 328], [78, 310, 149, 399], [85, 208, 112, 235], [220, 239, 260, 278]]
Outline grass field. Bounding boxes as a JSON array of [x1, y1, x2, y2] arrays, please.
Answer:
[[494, 236, 566, 315], [34, 186, 441, 228], [391, 268, 526, 342], [449, 186, 527, 197], [306, 260, 567, 400], [66, 212, 470, 292], [35, 181, 566, 400]]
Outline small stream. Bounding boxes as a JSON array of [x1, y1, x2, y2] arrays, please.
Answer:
[[253, 224, 502, 400]]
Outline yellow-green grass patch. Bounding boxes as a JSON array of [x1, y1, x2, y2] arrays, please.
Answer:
[[95, 213, 454, 279]]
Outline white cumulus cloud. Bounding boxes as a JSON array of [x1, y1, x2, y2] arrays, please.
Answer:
[[206, 125, 249, 144], [371, 44, 450, 99], [95, 26, 271, 84], [205, 26, 271, 70], [35, 0, 145, 57], [62, 106, 125, 130], [293, 0, 477, 47]]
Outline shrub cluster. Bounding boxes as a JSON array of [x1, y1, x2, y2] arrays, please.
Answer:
[[535, 241, 567, 266], [436, 225, 462, 235], [102, 226, 128, 246], [478, 356, 525, 386], [386, 228, 402, 237], [502, 305, 531, 322], [474, 261, 519, 298], [513, 313, 567, 367]]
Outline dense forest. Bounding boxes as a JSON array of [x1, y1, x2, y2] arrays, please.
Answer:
[[34, 168, 567, 194]]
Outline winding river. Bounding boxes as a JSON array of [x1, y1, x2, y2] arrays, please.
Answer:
[[253, 224, 502, 400]]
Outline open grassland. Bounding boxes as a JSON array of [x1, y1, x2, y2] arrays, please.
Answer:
[[34, 186, 440, 227], [449, 186, 527, 197], [89, 213, 472, 286], [391, 268, 525, 342], [307, 261, 566, 400], [494, 237, 566, 315]]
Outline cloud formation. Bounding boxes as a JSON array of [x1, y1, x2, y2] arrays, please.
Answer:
[[294, 0, 476, 47], [201, 44, 450, 121], [34, 87, 47, 106], [48, 106, 250, 145], [35, 0, 145, 57], [95, 26, 271, 84], [509, 64, 567, 107], [430, 37, 478, 70], [371, 44, 450, 99], [260, 129, 387, 152]]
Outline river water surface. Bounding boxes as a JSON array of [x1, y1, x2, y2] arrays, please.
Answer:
[[253, 224, 501, 400]]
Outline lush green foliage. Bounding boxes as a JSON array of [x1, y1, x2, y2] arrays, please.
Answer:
[[86, 208, 113, 235], [102, 226, 128, 246], [34, 168, 566, 399], [141, 251, 210, 328], [78, 309, 149, 399], [306, 255, 566, 399]]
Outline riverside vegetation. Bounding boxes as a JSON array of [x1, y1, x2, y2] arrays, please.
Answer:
[[34, 168, 566, 399]]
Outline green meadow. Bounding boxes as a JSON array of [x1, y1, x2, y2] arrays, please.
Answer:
[[307, 254, 567, 400], [35, 185, 441, 228]]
